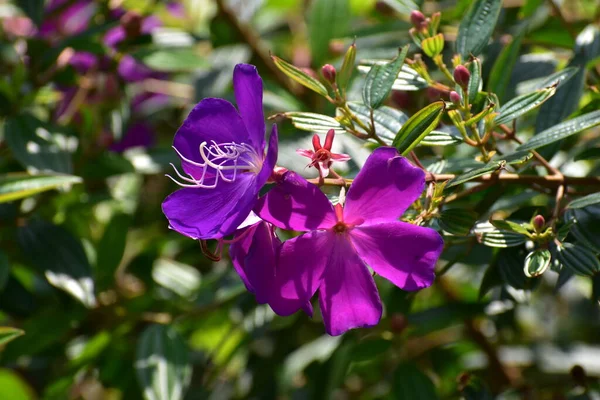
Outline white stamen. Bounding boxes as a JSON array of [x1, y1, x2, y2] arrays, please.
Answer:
[[166, 141, 262, 189]]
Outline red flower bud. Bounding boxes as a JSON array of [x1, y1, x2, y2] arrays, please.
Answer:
[[410, 10, 426, 27], [321, 64, 336, 84], [453, 65, 471, 88], [449, 91, 461, 104], [532, 215, 545, 232]]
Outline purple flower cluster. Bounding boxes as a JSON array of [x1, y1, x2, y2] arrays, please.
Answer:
[[162, 64, 443, 336]]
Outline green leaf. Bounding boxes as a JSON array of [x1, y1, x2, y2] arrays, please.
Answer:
[[392, 363, 439, 399], [4, 114, 75, 173], [494, 85, 557, 125], [346, 102, 406, 144], [490, 220, 531, 236], [498, 247, 539, 289], [308, 0, 350, 66], [447, 161, 502, 188], [350, 338, 392, 362], [362, 46, 409, 109], [420, 129, 463, 146], [524, 249, 552, 278], [557, 243, 600, 277], [522, 66, 579, 93], [271, 55, 329, 97], [134, 48, 208, 72], [487, 28, 525, 102], [96, 213, 131, 290], [473, 222, 526, 248], [518, 110, 600, 151], [459, 374, 494, 400], [152, 259, 202, 299], [279, 112, 344, 134], [567, 193, 600, 209], [393, 101, 445, 155], [467, 57, 483, 104], [565, 206, 600, 252], [18, 219, 96, 308], [0, 252, 8, 292], [0, 173, 82, 204], [337, 43, 356, 93], [575, 147, 600, 161], [358, 63, 428, 91], [455, 0, 503, 58], [439, 208, 477, 236], [0, 369, 36, 400], [0, 327, 24, 346], [136, 324, 192, 400]]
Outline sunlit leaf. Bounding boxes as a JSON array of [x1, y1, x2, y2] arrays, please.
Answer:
[[308, 0, 350, 66], [0, 173, 81, 204], [362, 46, 409, 109], [524, 249, 552, 278], [439, 208, 477, 236], [393, 101, 445, 155], [455, 0, 503, 58], [494, 85, 557, 125], [567, 193, 600, 209], [271, 55, 329, 97], [0, 327, 24, 346]]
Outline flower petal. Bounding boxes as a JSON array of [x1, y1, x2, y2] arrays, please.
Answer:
[[118, 55, 155, 82], [319, 236, 382, 336], [256, 124, 278, 185], [233, 64, 266, 152], [343, 147, 425, 225], [350, 222, 443, 291], [255, 171, 337, 231], [173, 98, 250, 179], [269, 231, 332, 316], [162, 173, 256, 239], [230, 222, 279, 304]]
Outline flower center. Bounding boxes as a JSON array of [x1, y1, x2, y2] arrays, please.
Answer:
[[167, 141, 262, 189], [330, 203, 363, 234]]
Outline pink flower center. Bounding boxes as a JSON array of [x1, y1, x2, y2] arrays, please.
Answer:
[[331, 203, 363, 234]]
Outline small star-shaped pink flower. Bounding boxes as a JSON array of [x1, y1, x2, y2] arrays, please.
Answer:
[[296, 129, 351, 178]]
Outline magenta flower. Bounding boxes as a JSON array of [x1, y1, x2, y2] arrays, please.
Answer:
[[162, 64, 278, 240], [257, 147, 443, 336], [39, 0, 97, 40], [296, 129, 350, 178]]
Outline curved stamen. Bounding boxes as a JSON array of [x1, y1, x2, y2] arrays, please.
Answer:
[[167, 141, 262, 189]]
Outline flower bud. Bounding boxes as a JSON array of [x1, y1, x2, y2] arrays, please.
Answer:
[[321, 64, 336, 84], [121, 11, 143, 39], [449, 91, 461, 104], [532, 215, 545, 232], [410, 10, 426, 27], [453, 65, 470, 88]]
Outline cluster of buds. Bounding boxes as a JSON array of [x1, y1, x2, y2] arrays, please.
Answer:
[[409, 11, 443, 57]]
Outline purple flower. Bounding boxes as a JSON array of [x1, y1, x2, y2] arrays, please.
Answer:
[[162, 64, 278, 240], [39, 0, 97, 40], [257, 147, 443, 336], [110, 121, 155, 153]]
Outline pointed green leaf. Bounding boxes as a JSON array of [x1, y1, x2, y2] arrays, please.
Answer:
[[271, 55, 329, 97], [346, 102, 406, 144], [490, 220, 531, 236], [308, 0, 350, 66], [494, 85, 557, 125], [439, 208, 477, 236], [518, 110, 600, 151], [393, 363, 439, 400], [280, 112, 345, 134], [473, 222, 527, 248], [498, 247, 539, 289], [487, 28, 525, 102], [337, 43, 356, 92], [455, 0, 503, 58], [567, 193, 600, 209], [524, 249, 552, 278], [134, 48, 208, 72], [447, 161, 503, 188], [362, 46, 409, 109], [357, 63, 428, 91], [564, 206, 600, 252], [420, 129, 463, 146], [136, 325, 192, 400], [393, 101, 445, 155], [0, 173, 82, 204], [0, 327, 24, 346], [467, 57, 483, 104], [96, 213, 131, 290], [557, 242, 600, 277], [18, 219, 96, 308]]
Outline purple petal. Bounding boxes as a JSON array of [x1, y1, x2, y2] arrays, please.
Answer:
[[69, 51, 98, 74], [350, 221, 443, 291], [173, 98, 249, 179], [256, 124, 278, 185], [269, 231, 332, 316], [230, 222, 280, 303], [233, 64, 265, 152], [343, 147, 425, 226], [104, 26, 125, 48], [229, 223, 259, 292], [117, 55, 155, 82], [110, 121, 155, 152], [254, 171, 336, 231], [141, 15, 161, 34], [131, 92, 170, 115], [166, 2, 186, 18], [319, 236, 382, 336], [162, 173, 257, 240], [59, 1, 97, 36]]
